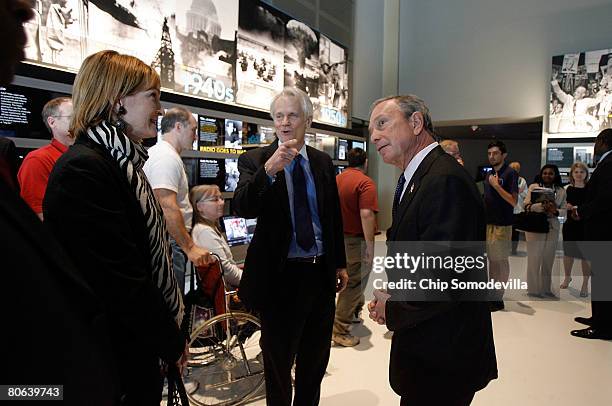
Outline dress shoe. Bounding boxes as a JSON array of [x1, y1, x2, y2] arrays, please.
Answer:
[[332, 333, 360, 347], [574, 316, 593, 326], [570, 327, 612, 340], [560, 277, 572, 289]]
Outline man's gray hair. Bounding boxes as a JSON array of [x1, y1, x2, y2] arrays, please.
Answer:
[[270, 87, 313, 121], [42, 97, 71, 133], [160, 106, 192, 134], [370, 94, 435, 135]]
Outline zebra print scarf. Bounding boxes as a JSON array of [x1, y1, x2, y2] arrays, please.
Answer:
[[86, 121, 184, 325]]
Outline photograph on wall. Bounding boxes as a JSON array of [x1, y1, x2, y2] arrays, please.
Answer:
[[24, 0, 85, 70], [283, 19, 319, 100], [235, 0, 285, 110], [173, 0, 238, 103], [315, 35, 349, 127], [574, 146, 595, 168], [259, 125, 276, 144], [243, 122, 260, 145], [549, 48, 612, 133], [224, 119, 242, 148]]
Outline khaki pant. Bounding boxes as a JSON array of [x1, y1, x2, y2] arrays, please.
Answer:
[[525, 220, 560, 295], [333, 235, 370, 335]]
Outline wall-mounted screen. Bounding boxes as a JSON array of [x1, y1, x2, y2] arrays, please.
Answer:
[[337, 139, 348, 160], [546, 142, 596, 171], [198, 116, 224, 148], [224, 119, 243, 149], [351, 140, 365, 151], [549, 49, 612, 133], [23, 0, 351, 128], [199, 158, 225, 189], [0, 85, 69, 140]]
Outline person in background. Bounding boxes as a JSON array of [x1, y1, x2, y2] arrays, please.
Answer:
[[440, 138, 464, 165], [44, 50, 189, 404], [509, 161, 528, 255], [190, 184, 243, 287], [484, 140, 518, 311], [18, 97, 73, 220], [561, 162, 591, 296], [333, 147, 378, 347], [523, 164, 566, 298], [143, 107, 211, 294]]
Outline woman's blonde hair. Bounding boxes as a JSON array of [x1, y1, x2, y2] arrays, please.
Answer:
[[189, 184, 223, 235], [569, 161, 589, 185], [70, 50, 160, 139]]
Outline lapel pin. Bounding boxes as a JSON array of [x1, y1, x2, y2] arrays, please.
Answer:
[[409, 184, 414, 194]]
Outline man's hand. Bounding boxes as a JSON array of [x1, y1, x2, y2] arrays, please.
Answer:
[[186, 245, 214, 267], [368, 289, 390, 325], [175, 341, 189, 376], [336, 268, 348, 293], [487, 173, 501, 189], [264, 139, 300, 176]]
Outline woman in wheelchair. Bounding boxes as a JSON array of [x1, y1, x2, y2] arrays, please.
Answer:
[[190, 184, 243, 288]]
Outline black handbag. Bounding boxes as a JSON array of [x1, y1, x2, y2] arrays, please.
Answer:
[[514, 212, 550, 233]]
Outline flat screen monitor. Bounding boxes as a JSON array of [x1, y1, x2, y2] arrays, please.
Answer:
[[337, 139, 348, 160], [224, 119, 243, 149], [222, 216, 250, 246], [225, 159, 239, 192], [351, 140, 366, 151], [198, 116, 224, 148], [0, 85, 70, 140]]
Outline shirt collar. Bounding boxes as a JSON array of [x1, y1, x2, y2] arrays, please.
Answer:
[[51, 138, 69, 153], [403, 142, 438, 186], [599, 149, 612, 164]]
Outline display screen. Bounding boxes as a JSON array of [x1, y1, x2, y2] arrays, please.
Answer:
[[0, 85, 70, 140], [23, 0, 351, 128], [546, 147, 574, 168], [225, 159, 239, 192], [224, 119, 243, 149], [337, 139, 348, 160], [198, 116, 224, 148], [222, 216, 250, 246], [199, 158, 226, 189], [351, 140, 366, 151]]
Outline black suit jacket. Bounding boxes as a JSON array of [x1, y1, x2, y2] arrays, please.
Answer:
[[1, 178, 119, 405], [580, 152, 612, 241], [233, 140, 346, 310], [385, 146, 497, 397], [44, 137, 186, 386]]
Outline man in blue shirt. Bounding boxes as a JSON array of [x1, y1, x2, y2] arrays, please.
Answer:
[[233, 87, 347, 406], [484, 140, 518, 311]]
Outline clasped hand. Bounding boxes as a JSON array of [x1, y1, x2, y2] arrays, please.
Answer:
[[368, 289, 391, 325]]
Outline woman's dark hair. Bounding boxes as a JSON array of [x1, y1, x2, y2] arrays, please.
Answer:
[[534, 164, 562, 187], [347, 147, 367, 168]]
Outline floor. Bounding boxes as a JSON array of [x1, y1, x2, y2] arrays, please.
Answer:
[[242, 242, 612, 405]]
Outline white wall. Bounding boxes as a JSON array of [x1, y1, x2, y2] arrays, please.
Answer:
[[398, 0, 612, 122]]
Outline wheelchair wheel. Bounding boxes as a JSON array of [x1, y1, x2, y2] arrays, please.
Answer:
[[187, 311, 264, 406]]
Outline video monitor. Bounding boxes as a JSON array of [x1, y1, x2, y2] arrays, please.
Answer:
[[546, 147, 574, 169], [337, 139, 348, 160], [199, 158, 226, 189], [222, 216, 250, 246], [0, 85, 70, 140], [199, 116, 224, 148], [225, 159, 239, 192], [351, 140, 366, 152], [224, 119, 243, 149]]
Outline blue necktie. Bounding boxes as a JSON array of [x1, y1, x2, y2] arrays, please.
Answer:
[[392, 174, 406, 221], [292, 155, 315, 250]]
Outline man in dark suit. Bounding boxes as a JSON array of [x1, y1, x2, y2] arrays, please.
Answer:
[[233, 87, 347, 406], [571, 128, 612, 340], [367, 95, 497, 405]]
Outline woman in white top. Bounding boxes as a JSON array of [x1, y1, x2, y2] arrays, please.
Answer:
[[190, 185, 242, 287], [523, 164, 567, 298]]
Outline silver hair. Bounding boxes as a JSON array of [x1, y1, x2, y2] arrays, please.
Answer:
[[370, 94, 435, 135], [270, 87, 313, 120]]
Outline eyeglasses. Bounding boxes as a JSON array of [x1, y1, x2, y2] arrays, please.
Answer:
[[199, 196, 224, 203]]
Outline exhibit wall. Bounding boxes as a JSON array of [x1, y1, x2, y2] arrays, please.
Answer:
[[397, 0, 612, 123]]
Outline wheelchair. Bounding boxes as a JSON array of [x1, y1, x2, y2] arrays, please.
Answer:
[[185, 257, 264, 406]]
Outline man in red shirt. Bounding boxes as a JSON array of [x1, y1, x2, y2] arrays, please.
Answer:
[[18, 97, 73, 219], [333, 147, 378, 346]]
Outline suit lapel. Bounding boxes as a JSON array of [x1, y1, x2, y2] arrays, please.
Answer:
[[389, 146, 445, 241], [263, 141, 291, 220]]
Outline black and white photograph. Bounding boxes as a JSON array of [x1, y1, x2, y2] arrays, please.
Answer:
[[549, 48, 612, 133], [235, 0, 285, 110], [224, 119, 242, 149], [24, 0, 83, 69], [224, 158, 239, 192], [283, 19, 320, 100], [316, 35, 349, 127], [174, 0, 238, 103]]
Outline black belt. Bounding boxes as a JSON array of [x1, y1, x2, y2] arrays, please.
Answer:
[[286, 255, 325, 264]]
